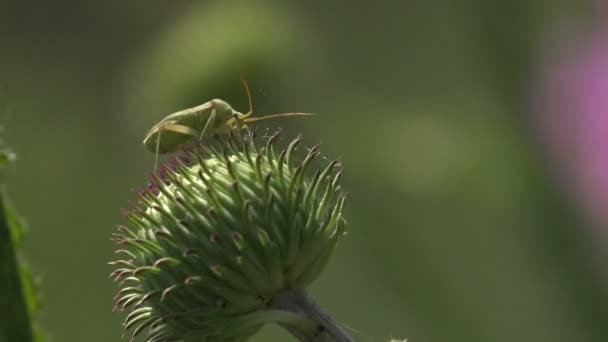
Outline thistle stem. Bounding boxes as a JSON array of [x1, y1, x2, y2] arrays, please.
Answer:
[[271, 288, 353, 342]]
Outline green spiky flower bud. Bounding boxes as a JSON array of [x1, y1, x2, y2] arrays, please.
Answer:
[[110, 132, 347, 342]]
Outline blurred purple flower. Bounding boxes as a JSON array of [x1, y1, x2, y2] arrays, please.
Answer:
[[537, 13, 608, 234]]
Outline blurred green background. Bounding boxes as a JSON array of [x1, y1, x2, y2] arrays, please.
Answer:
[[1, 0, 607, 341]]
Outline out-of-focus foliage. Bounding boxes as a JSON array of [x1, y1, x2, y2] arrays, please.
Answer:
[[0, 0, 607, 341], [0, 142, 43, 342]]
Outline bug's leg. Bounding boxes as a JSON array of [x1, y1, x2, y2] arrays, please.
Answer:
[[233, 114, 248, 141], [152, 123, 199, 172], [153, 126, 163, 173], [199, 109, 216, 141], [240, 119, 251, 134], [228, 114, 249, 140], [230, 112, 249, 130], [160, 124, 199, 136]]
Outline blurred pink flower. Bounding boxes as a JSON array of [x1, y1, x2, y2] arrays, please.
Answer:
[[537, 12, 608, 236]]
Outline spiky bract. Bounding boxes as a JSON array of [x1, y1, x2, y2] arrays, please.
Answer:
[[110, 132, 346, 342]]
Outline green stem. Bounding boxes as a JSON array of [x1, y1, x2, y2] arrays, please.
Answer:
[[271, 288, 352, 342]]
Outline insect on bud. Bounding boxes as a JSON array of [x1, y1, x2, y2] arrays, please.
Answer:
[[110, 132, 347, 341]]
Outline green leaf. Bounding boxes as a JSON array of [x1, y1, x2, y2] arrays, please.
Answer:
[[0, 138, 42, 342], [0, 190, 34, 342]]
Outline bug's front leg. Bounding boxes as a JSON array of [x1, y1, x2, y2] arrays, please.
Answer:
[[229, 113, 249, 131]]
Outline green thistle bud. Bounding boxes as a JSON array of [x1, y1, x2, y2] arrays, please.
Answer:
[[110, 132, 347, 342]]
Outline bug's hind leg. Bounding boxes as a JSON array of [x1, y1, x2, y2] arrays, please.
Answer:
[[153, 127, 163, 173], [152, 123, 199, 173]]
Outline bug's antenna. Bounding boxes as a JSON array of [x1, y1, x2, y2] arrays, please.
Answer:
[[237, 76, 315, 123], [243, 112, 315, 123], [241, 76, 253, 116]]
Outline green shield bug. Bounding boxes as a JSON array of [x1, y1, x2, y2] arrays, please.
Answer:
[[143, 79, 313, 171]]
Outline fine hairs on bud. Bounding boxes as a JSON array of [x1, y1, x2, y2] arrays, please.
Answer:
[[110, 131, 349, 342]]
